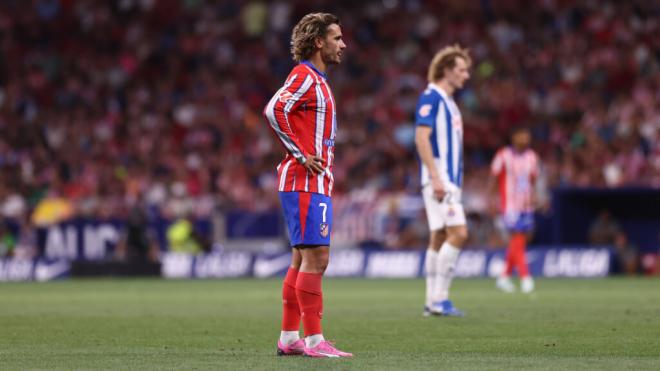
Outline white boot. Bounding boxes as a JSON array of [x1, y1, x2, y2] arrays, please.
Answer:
[[521, 276, 535, 294], [496, 276, 516, 293]]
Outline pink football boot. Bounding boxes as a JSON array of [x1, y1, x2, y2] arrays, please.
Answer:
[[303, 341, 353, 358], [277, 339, 305, 356]]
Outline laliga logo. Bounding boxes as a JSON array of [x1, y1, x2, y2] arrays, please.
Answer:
[[278, 90, 294, 103], [452, 117, 463, 131]]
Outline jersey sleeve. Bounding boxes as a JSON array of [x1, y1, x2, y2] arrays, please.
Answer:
[[491, 149, 505, 176], [264, 71, 315, 163], [414, 90, 439, 127]]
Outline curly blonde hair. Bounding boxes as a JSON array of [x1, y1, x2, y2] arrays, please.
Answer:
[[290, 13, 340, 63], [427, 44, 472, 82]]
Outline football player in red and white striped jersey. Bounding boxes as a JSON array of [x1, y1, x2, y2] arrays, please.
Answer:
[[490, 126, 540, 294], [263, 12, 351, 358]]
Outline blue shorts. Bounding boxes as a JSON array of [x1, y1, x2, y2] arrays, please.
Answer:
[[279, 192, 332, 247], [503, 212, 535, 233]]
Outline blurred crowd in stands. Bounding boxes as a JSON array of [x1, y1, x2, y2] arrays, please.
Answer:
[[0, 0, 658, 254]]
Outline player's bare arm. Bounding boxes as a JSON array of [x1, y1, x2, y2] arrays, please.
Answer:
[[415, 126, 445, 200], [530, 176, 538, 210]]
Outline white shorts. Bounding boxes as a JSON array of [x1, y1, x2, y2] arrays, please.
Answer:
[[421, 183, 467, 231]]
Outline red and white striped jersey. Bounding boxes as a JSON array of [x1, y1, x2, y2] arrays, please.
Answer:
[[264, 62, 337, 196], [491, 147, 539, 214]]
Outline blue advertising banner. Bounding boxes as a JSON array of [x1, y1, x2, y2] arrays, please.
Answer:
[[161, 247, 612, 279], [38, 220, 122, 261], [1, 247, 611, 281], [0, 258, 70, 281], [36, 218, 212, 261]]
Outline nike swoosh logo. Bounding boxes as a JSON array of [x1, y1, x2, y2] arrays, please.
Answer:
[[35, 261, 71, 281], [254, 254, 292, 278]]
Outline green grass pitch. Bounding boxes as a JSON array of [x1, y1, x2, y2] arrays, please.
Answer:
[[1, 278, 659, 370]]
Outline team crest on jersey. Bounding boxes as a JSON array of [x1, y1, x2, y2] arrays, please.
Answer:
[[447, 207, 456, 217], [320, 223, 329, 238], [278, 90, 294, 103], [419, 104, 432, 117], [452, 116, 463, 131]]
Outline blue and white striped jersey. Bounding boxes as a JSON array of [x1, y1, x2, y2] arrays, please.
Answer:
[[415, 83, 464, 188]]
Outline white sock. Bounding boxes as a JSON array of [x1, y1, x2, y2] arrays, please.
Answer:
[[425, 248, 439, 307], [280, 331, 300, 345], [435, 242, 461, 303], [305, 334, 325, 348]]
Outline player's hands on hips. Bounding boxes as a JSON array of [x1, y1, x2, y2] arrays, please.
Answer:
[[303, 154, 325, 175], [431, 177, 446, 201]]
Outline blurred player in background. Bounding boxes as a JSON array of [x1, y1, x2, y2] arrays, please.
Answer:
[[490, 127, 540, 293], [263, 13, 351, 358], [415, 45, 471, 317]]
